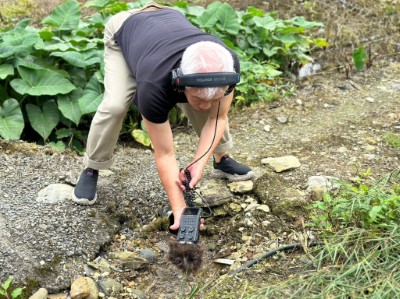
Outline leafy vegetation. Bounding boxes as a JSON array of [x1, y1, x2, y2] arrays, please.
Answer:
[[0, 277, 23, 299], [0, 0, 325, 149], [255, 170, 400, 298]]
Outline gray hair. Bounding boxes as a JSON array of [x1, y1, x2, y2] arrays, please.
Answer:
[[180, 41, 234, 100]]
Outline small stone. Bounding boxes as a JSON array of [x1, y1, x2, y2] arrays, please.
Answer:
[[261, 155, 301, 172], [366, 97, 375, 103], [256, 205, 270, 213], [29, 288, 48, 299], [70, 277, 90, 299], [228, 181, 254, 193], [277, 116, 288, 124]]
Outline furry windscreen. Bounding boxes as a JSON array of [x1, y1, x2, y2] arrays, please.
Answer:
[[168, 241, 205, 274]]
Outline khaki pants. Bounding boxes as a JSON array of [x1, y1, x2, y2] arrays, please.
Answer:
[[84, 3, 233, 169]]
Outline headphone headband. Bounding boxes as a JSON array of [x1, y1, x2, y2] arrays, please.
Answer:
[[171, 68, 240, 96]]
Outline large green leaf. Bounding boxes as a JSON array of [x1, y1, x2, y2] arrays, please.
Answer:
[[0, 30, 40, 59], [0, 99, 24, 140], [0, 64, 14, 80], [214, 3, 240, 34], [79, 75, 103, 114], [57, 88, 83, 125], [26, 100, 59, 141], [42, 0, 81, 31], [10, 66, 76, 96], [85, 0, 113, 9], [50, 50, 102, 68], [192, 2, 220, 28], [253, 15, 276, 31]]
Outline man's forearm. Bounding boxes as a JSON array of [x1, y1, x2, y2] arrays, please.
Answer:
[[155, 153, 186, 212], [194, 117, 227, 168]]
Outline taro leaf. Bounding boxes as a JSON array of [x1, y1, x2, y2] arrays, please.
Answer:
[[0, 64, 14, 80], [253, 15, 276, 31], [246, 6, 265, 17], [79, 75, 103, 115], [131, 129, 152, 147], [192, 2, 220, 28], [57, 88, 83, 125], [26, 100, 59, 141], [85, 0, 114, 9], [42, 0, 81, 31], [127, 0, 151, 10], [215, 3, 240, 34], [352, 46, 368, 71], [291, 16, 324, 29], [0, 30, 40, 59], [50, 50, 102, 68], [10, 66, 75, 96], [47, 141, 66, 151], [0, 99, 24, 140]]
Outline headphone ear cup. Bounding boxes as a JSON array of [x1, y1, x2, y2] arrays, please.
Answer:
[[171, 68, 186, 93]]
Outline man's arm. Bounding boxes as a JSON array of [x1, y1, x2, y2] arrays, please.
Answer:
[[142, 117, 187, 230], [182, 92, 234, 188]]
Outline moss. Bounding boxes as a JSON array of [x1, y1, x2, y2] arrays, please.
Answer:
[[34, 254, 62, 276]]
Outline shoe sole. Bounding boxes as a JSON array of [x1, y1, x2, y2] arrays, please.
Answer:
[[212, 169, 255, 182], [71, 190, 97, 206]]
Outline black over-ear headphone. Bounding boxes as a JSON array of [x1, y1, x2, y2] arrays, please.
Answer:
[[171, 68, 240, 96]]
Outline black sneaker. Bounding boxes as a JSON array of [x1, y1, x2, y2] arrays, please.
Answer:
[[72, 168, 98, 205], [212, 155, 254, 181]]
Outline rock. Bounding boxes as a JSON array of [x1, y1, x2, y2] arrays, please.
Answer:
[[98, 278, 123, 295], [70, 277, 90, 299], [227, 180, 254, 193], [110, 251, 149, 270], [254, 172, 307, 219], [139, 248, 157, 263], [306, 176, 340, 194], [29, 288, 48, 299], [195, 179, 233, 207], [36, 184, 73, 203], [130, 289, 146, 299], [277, 115, 288, 124], [244, 202, 259, 212], [256, 204, 270, 213], [261, 155, 301, 172], [156, 241, 170, 253], [87, 257, 112, 273], [47, 293, 68, 299], [228, 203, 242, 213]]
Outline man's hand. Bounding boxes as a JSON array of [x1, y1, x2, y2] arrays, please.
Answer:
[[170, 206, 205, 231]]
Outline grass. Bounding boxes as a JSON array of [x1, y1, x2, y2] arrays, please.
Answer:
[[253, 227, 400, 298], [248, 168, 400, 298]]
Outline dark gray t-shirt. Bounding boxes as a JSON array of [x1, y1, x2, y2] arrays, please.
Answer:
[[114, 8, 240, 123]]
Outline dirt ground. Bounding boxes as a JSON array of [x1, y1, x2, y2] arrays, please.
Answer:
[[1, 0, 400, 298]]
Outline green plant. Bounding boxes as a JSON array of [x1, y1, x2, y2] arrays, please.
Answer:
[[352, 45, 368, 71], [384, 132, 400, 149], [308, 177, 400, 231], [0, 277, 23, 299], [253, 227, 400, 298]]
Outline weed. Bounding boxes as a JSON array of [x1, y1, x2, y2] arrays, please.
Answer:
[[0, 277, 23, 299]]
